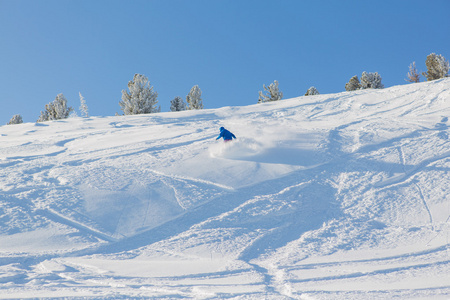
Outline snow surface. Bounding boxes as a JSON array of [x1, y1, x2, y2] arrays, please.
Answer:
[[1, 79, 450, 299]]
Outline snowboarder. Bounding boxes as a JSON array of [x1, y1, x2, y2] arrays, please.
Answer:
[[216, 127, 236, 142]]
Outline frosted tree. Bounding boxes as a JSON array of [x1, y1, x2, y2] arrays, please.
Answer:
[[305, 86, 320, 96], [37, 93, 73, 122], [422, 53, 449, 81], [7, 114, 23, 125], [345, 75, 361, 91], [406, 62, 420, 83], [119, 73, 160, 115], [258, 80, 283, 103], [79, 92, 89, 117], [170, 96, 186, 112], [360, 71, 384, 89], [186, 85, 203, 110]]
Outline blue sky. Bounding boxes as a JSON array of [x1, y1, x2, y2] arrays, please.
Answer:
[[1, 0, 449, 123]]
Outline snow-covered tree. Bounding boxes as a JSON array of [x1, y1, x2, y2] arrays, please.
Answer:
[[7, 114, 23, 125], [345, 75, 361, 91], [119, 73, 160, 115], [79, 92, 89, 117], [170, 96, 186, 112], [258, 80, 283, 103], [422, 53, 449, 81], [186, 85, 203, 110], [305, 86, 320, 96], [360, 71, 384, 89], [406, 62, 420, 83], [37, 93, 73, 122]]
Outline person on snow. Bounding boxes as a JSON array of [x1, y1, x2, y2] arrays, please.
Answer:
[[216, 127, 236, 142]]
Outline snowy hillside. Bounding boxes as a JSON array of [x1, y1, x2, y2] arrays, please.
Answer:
[[1, 79, 449, 299]]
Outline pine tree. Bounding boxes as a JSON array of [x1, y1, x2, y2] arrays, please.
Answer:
[[360, 71, 384, 89], [7, 114, 23, 125], [186, 85, 203, 110], [170, 96, 186, 112], [406, 62, 420, 83], [119, 73, 160, 115], [305, 86, 320, 96], [345, 75, 361, 91], [258, 80, 283, 103], [79, 92, 89, 117], [422, 53, 449, 81], [37, 93, 73, 122]]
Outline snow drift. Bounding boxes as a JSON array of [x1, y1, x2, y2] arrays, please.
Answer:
[[0, 79, 449, 299]]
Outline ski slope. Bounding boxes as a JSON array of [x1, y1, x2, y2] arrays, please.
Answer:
[[0, 79, 449, 299]]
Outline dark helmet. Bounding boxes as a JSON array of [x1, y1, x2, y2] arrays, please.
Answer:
[[220, 127, 225, 131]]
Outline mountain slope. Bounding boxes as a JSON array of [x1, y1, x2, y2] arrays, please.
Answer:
[[0, 79, 449, 299]]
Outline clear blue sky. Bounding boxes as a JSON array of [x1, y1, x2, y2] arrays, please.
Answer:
[[1, 0, 449, 123]]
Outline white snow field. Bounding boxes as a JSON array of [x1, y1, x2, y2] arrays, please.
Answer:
[[1, 79, 450, 299]]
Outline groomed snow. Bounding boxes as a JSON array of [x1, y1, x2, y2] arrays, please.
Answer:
[[0, 79, 449, 299]]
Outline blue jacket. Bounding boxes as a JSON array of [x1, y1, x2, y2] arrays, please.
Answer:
[[216, 127, 236, 141]]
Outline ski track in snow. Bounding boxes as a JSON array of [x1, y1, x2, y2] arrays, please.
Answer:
[[0, 79, 450, 299]]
